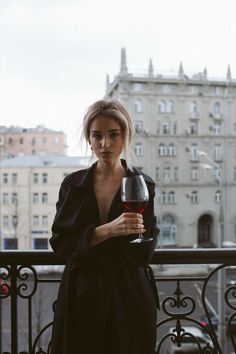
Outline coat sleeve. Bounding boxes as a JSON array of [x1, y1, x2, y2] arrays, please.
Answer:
[[50, 182, 97, 260]]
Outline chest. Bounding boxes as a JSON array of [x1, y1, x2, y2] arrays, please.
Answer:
[[94, 181, 121, 224]]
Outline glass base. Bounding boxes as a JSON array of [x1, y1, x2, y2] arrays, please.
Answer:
[[129, 237, 153, 244]]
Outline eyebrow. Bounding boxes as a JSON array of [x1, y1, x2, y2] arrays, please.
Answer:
[[91, 129, 121, 133]]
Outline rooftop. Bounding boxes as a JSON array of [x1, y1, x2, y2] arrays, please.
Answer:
[[0, 155, 90, 168]]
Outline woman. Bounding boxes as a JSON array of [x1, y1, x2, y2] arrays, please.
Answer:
[[50, 99, 159, 354]]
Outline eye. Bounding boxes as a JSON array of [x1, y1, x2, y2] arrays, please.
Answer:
[[110, 131, 121, 139], [91, 133, 103, 140]]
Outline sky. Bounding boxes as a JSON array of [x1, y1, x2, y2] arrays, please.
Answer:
[[0, 0, 236, 155]]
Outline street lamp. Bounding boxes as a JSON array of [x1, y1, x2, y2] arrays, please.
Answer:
[[197, 150, 226, 352]]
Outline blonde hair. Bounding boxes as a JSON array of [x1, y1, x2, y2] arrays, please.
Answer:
[[82, 99, 133, 169]]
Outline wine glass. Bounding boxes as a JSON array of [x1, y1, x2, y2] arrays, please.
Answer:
[[121, 175, 153, 243]]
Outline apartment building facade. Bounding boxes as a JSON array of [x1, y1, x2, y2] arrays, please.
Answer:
[[0, 156, 88, 250], [0, 125, 67, 159], [105, 48, 236, 248]]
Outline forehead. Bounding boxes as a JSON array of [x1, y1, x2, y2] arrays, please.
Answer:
[[90, 115, 122, 131]]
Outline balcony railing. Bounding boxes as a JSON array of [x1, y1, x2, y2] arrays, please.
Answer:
[[1, 249, 236, 354]]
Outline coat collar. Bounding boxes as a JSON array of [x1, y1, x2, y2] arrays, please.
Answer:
[[66, 159, 154, 188]]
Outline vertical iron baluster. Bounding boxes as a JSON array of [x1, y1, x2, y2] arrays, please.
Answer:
[[11, 264, 18, 353]]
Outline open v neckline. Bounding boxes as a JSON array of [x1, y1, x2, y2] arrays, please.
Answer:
[[93, 184, 122, 225]]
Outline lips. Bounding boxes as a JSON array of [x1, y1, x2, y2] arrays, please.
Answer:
[[100, 151, 112, 157]]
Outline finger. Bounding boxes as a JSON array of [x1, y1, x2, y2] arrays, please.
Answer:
[[122, 212, 143, 218]]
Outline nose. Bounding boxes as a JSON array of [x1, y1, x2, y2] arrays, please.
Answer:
[[100, 135, 111, 148]]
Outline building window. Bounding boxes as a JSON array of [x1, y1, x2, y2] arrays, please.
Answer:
[[12, 173, 18, 184], [159, 100, 174, 113], [3, 173, 8, 184], [3, 238, 18, 250], [3, 193, 9, 205], [161, 191, 167, 204], [12, 193, 18, 205], [158, 144, 167, 156], [42, 136, 47, 144], [213, 144, 222, 161], [33, 193, 39, 204], [189, 121, 198, 134], [162, 122, 171, 134], [189, 144, 198, 161], [189, 85, 198, 94], [173, 122, 177, 134], [214, 168, 222, 182], [215, 190, 221, 203], [213, 102, 221, 114], [191, 167, 198, 180], [42, 193, 48, 203], [42, 173, 48, 184], [161, 84, 170, 93], [190, 101, 198, 118], [33, 173, 39, 184], [134, 120, 143, 133], [40, 150, 47, 156], [33, 238, 48, 250], [174, 167, 178, 181], [42, 215, 48, 226], [12, 215, 18, 228], [213, 123, 221, 135], [168, 144, 176, 156], [166, 100, 174, 113], [132, 83, 143, 92], [3, 215, 9, 227], [168, 191, 176, 204], [8, 137, 13, 145], [159, 100, 167, 113], [159, 215, 176, 245], [33, 215, 40, 226], [163, 167, 171, 183], [134, 143, 143, 156], [54, 136, 59, 144], [213, 86, 221, 96], [19, 137, 24, 144], [32, 137, 36, 145], [191, 191, 198, 204], [155, 167, 159, 181], [134, 99, 143, 113]]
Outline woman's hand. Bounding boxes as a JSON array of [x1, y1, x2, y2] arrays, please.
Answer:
[[107, 212, 146, 238], [90, 213, 146, 247]]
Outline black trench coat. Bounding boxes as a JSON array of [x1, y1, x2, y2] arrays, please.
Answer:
[[50, 161, 159, 354]]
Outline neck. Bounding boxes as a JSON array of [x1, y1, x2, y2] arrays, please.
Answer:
[[95, 159, 124, 178]]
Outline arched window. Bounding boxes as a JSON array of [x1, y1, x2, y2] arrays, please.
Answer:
[[159, 100, 167, 113], [134, 99, 142, 113], [213, 102, 221, 114], [159, 215, 177, 245], [167, 100, 174, 113]]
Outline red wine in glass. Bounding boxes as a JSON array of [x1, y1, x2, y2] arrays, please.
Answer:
[[123, 200, 148, 214], [121, 175, 153, 243]]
